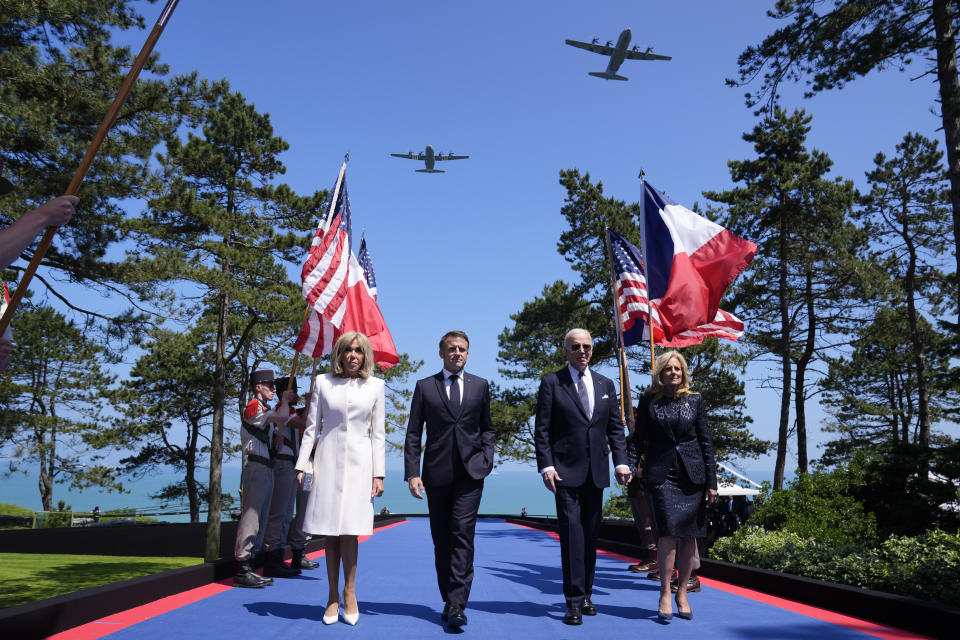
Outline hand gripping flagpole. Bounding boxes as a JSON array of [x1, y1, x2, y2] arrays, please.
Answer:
[[0, 0, 182, 337], [288, 157, 348, 388], [604, 226, 635, 435]]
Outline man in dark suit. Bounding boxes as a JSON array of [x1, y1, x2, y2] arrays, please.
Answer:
[[405, 330, 495, 628], [535, 328, 631, 625]]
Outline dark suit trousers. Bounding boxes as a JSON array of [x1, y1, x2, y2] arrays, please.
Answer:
[[554, 473, 602, 606], [426, 461, 484, 606]]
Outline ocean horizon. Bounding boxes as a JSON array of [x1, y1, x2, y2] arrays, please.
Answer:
[[1, 460, 776, 523]]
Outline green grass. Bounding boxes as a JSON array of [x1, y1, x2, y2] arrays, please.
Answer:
[[0, 553, 203, 609], [0, 503, 33, 516]]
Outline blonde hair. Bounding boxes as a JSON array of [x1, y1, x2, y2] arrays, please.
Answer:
[[644, 350, 694, 398], [330, 332, 374, 379]]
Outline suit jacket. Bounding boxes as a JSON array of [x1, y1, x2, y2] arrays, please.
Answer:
[[404, 371, 495, 487], [634, 393, 718, 490], [533, 367, 629, 488]]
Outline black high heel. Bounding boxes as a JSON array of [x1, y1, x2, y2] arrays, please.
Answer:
[[675, 594, 692, 620], [658, 593, 673, 621]]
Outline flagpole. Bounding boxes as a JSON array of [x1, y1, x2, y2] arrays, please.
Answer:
[[603, 226, 635, 435], [290, 158, 348, 381], [0, 0, 182, 337], [637, 171, 657, 373]]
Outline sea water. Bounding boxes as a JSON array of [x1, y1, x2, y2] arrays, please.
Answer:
[[1, 462, 775, 523]]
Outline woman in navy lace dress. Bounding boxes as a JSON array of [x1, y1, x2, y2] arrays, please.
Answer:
[[635, 350, 718, 622]]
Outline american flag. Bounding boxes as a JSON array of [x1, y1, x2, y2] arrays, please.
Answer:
[[301, 173, 352, 325], [357, 237, 377, 299], [608, 229, 744, 348], [293, 310, 333, 359]]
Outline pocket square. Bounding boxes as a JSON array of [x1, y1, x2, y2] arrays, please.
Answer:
[[601, 394, 609, 399]]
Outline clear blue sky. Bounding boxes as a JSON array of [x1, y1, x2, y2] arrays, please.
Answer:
[[100, 0, 946, 474]]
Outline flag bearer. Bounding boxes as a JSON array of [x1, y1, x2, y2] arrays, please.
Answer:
[[234, 369, 286, 588], [262, 377, 310, 577]]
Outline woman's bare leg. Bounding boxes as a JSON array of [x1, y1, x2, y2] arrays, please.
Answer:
[[340, 535, 359, 616], [324, 536, 341, 618], [674, 537, 696, 615], [657, 535, 677, 616]]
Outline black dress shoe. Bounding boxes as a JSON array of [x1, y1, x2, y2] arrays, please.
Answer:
[[581, 597, 597, 616], [447, 603, 467, 627], [563, 605, 582, 625], [441, 602, 451, 621]]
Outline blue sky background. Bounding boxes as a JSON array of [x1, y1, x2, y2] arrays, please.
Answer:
[[80, 0, 947, 480]]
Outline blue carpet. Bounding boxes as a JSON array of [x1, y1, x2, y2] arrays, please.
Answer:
[[93, 518, 910, 639]]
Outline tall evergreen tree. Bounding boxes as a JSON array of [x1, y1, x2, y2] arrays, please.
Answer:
[[705, 108, 873, 488], [859, 132, 953, 451], [0, 305, 120, 510], [820, 307, 953, 463], [728, 0, 960, 333], [91, 323, 230, 523], [121, 86, 321, 561], [0, 0, 201, 327]]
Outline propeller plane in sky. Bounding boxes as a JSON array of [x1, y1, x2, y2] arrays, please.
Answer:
[[390, 145, 468, 173], [565, 28, 670, 81]]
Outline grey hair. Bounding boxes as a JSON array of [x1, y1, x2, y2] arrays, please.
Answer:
[[564, 328, 592, 347]]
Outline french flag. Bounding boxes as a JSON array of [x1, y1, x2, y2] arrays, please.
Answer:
[[641, 181, 756, 342]]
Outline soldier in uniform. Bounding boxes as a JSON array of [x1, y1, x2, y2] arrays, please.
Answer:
[[234, 369, 290, 588], [262, 377, 315, 577], [286, 399, 320, 571]]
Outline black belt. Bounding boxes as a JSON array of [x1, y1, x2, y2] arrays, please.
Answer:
[[247, 453, 275, 468], [276, 453, 296, 463]]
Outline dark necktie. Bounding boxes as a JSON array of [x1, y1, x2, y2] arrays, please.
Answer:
[[578, 371, 591, 418], [449, 374, 460, 408]]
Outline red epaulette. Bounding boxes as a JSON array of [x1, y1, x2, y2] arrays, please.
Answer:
[[244, 398, 262, 420]]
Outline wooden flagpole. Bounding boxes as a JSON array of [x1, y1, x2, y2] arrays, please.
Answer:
[[603, 226, 635, 435], [637, 170, 656, 374], [0, 0, 182, 337], [288, 158, 348, 385]]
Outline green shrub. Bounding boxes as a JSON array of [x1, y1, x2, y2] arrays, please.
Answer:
[[709, 526, 960, 607], [749, 470, 879, 546]]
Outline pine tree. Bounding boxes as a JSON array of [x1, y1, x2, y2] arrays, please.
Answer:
[[0, 305, 120, 510], [705, 108, 875, 488], [859, 132, 953, 451], [0, 0, 202, 326], [729, 0, 960, 335], [121, 86, 321, 561]]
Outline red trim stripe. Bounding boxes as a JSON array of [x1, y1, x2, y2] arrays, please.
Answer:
[[505, 522, 930, 640], [49, 520, 409, 640]]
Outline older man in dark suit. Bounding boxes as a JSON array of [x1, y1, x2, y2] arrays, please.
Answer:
[[405, 330, 495, 628], [535, 328, 631, 625]]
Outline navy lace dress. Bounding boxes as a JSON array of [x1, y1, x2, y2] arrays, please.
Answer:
[[640, 395, 712, 538]]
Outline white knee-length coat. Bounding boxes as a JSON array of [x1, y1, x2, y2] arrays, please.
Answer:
[[295, 373, 385, 536]]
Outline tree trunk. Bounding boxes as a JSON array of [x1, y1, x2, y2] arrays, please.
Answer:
[[793, 269, 815, 475], [774, 217, 792, 491], [39, 471, 52, 511], [204, 289, 229, 561], [932, 0, 960, 329], [186, 449, 199, 524]]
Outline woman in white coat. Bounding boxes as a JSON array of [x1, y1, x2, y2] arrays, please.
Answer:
[[295, 331, 385, 625]]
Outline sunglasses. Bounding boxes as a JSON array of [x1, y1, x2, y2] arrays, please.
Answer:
[[567, 343, 592, 352]]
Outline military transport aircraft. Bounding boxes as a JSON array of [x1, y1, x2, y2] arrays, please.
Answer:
[[565, 28, 670, 81], [390, 145, 468, 173]]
